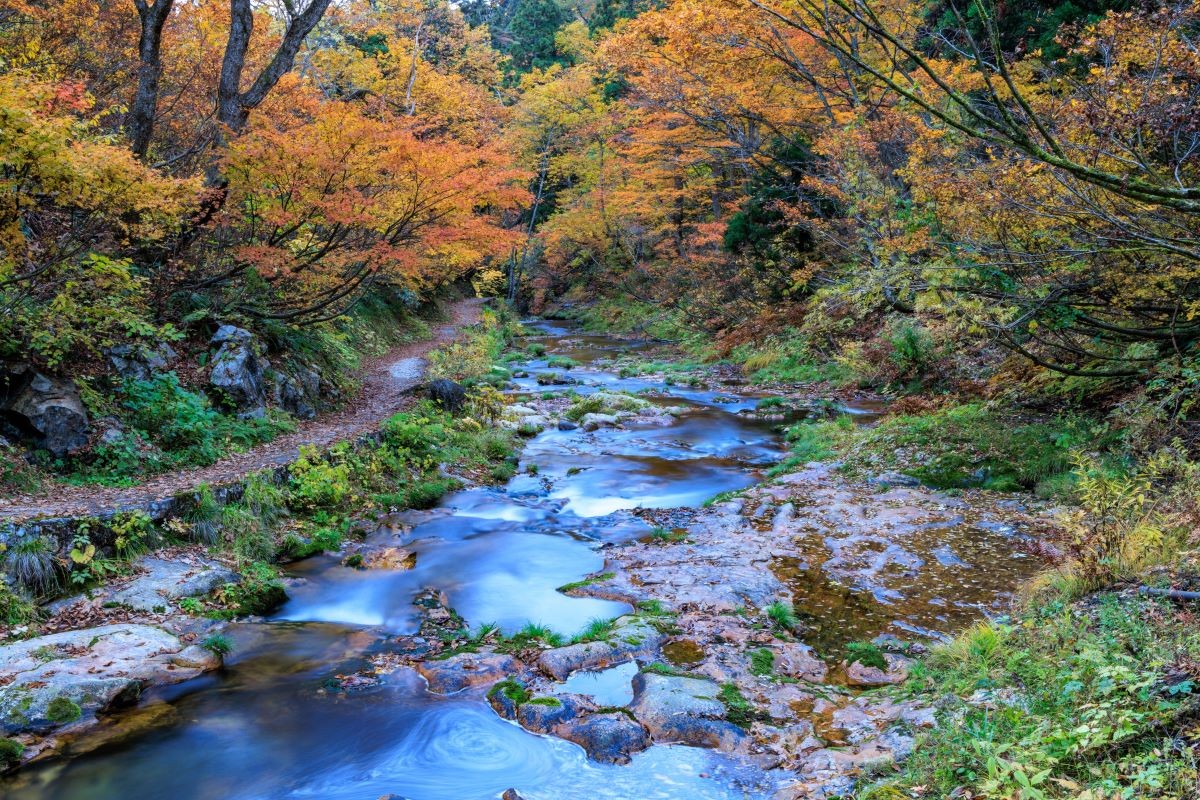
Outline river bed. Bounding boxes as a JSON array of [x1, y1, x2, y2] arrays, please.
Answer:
[[2, 320, 1038, 800]]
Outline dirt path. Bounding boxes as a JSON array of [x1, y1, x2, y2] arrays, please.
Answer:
[[0, 299, 485, 521]]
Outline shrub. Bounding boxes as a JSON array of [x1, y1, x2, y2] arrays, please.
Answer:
[[289, 447, 351, 509]]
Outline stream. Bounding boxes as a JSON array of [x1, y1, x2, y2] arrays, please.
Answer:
[[1, 321, 1033, 800]]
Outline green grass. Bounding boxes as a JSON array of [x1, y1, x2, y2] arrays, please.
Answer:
[[572, 617, 618, 644], [864, 592, 1200, 799], [765, 601, 799, 631]]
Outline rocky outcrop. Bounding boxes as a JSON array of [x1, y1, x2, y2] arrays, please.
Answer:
[[0, 365, 89, 457], [0, 624, 220, 749], [208, 325, 322, 419], [209, 326, 269, 413]]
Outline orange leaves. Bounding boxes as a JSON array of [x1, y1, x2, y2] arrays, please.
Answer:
[[222, 92, 527, 310]]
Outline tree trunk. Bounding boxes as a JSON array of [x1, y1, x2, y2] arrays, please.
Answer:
[[209, 0, 332, 182], [128, 0, 175, 158]]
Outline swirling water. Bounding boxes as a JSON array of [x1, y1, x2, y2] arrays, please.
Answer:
[[3, 321, 791, 800]]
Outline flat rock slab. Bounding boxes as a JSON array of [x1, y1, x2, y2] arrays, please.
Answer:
[[417, 653, 521, 695], [106, 556, 238, 612], [537, 617, 666, 680], [628, 672, 743, 750], [0, 624, 219, 737], [553, 712, 651, 764]]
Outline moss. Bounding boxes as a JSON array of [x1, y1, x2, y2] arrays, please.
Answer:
[[0, 737, 24, 769], [525, 696, 562, 708], [749, 647, 775, 676], [845, 640, 887, 670], [488, 679, 530, 705], [201, 633, 233, 657], [557, 572, 616, 592], [46, 696, 82, 724], [215, 562, 286, 616]]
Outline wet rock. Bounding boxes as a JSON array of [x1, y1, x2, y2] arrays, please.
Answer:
[[0, 624, 219, 738], [866, 471, 922, 489], [516, 693, 595, 734], [843, 653, 912, 687], [537, 617, 666, 680], [428, 379, 466, 413], [579, 413, 619, 432], [107, 343, 177, 381], [361, 547, 416, 571], [628, 672, 744, 750], [487, 683, 521, 720], [417, 652, 521, 695], [501, 791, 526, 800], [209, 326, 269, 412], [1, 366, 89, 457], [871, 633, 927, 656], [553, 712, 650, 764], [772, 642, 828, 682], [557, 419, 578, 431], [105, 556, 238, 612]]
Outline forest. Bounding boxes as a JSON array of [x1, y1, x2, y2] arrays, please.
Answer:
[[1, 0, 1199, 798]]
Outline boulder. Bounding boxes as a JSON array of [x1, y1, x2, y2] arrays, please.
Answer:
[[516, 693, 595, 734], [428, 379, 466, 413], [843, 653, 912, 687], [209, 326, 269, 412], [553, 712, 650, 764], [0, 624, 219, 737], [107, 343, 177, 382], [557, 420, 578, 432], [628, 672, 744, 749], [105, 556, 238, 613], [579, 413, 620, 432], [1, 366, 89, 457], [417, 652, 521, 695]]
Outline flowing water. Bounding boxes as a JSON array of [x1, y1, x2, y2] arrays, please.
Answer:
[[2, 321, 1037, 799]]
